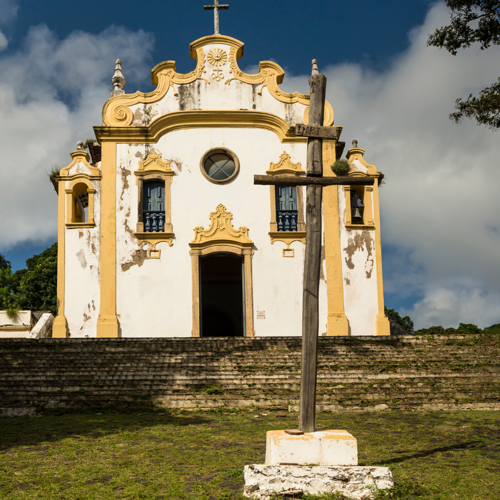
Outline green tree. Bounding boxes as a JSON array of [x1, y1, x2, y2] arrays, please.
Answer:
[[384, 306, 414, 333], [0, 254, 21, 317], [0, 244, 57, 316], [427, 0, 500, 129], [17, 243, 58, 315]]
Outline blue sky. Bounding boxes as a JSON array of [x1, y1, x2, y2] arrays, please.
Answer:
[[1, 0, 499, 328]]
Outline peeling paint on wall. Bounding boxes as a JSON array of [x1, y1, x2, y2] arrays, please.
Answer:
[[76, 249, 87, 269], [120, 165, 131, 203], [344, 231, 374, 279], [121, 248, 148, 272]]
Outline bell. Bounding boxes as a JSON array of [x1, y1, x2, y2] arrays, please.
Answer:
[[353, 208, 362, 219]]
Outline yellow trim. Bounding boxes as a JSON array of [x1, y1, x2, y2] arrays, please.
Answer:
[[189, 204, 255, 338], [134, 152, 175, 237], [346, 147, 377, 175], [267, 152, 306, 251], [52, 178, 68, 338], [303, 104, 334, 127], [343, 173, 375, 230], [101, 34, 334, 128], [189, 204, 253, 250], [60, 149, 100, 178], [102, 48, 209, 127], [65, 178, 96, 226], [266, 151, 305, 176], [345, 224, 375, 230], [372, 179, 390, 336], [96, 142, 119, 338], [322, 139, 349, 336], [95, 110, 307, 144], [66, 223, 96, 229], [222, 41, 333, 125], [134, 233, 174, 257], [269, 231, 306, 250], [135, 151, 174, 177]]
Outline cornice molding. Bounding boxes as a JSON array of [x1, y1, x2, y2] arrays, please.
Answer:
[[94, 110, 307, 144]]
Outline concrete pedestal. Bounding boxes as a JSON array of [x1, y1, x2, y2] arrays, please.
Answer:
[[244, 464, 393, 500], [265, 429, 357, 466]]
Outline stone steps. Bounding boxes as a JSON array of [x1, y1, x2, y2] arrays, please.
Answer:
[[0, 335, 498, 412]]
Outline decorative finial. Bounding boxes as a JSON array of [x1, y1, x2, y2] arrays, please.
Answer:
[[352, 140, 358, 148], [111, 59, 126, 97], [311, 59, 319, 76], [77, 141, 84, 150]]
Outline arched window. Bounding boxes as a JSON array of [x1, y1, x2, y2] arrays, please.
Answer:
[[275, 186, 298, 231], [66, 180, 95, 227], [350, 188, 364, 225], [344, 184, 374, 229], [143, 180, 165, 232]]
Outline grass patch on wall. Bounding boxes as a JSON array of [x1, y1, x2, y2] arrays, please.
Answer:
[[0, 410, 499, 499]]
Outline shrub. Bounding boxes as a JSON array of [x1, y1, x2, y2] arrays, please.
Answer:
[[331, 159, 350, 176]]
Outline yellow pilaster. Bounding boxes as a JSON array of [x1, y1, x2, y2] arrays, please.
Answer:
[[52, 179, 68, 338], [372, 179, 390, 336], [323, 139, 349, 336], [96, 141, 119, 338]]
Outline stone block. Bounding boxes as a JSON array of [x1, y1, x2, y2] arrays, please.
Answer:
[[243, 464, 393, 500], [265, 430, 357, 466]]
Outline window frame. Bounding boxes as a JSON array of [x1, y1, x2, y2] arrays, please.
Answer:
[[134, 151, 175, 258], [266, 152, 306, 257], [65, 178, 96, 228], [200, 147, 240, 185]]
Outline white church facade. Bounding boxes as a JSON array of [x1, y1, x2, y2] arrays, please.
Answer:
[[52, 34, 390, 339]]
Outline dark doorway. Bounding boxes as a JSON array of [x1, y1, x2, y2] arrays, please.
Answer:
[[200, 254, 245, 337]]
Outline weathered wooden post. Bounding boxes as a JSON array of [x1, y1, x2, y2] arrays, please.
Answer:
[[254, 61, 374, 434], [299, 60, 326, 433]]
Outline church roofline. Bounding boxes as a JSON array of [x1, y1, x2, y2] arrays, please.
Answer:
[[189, 34, 244, 60]]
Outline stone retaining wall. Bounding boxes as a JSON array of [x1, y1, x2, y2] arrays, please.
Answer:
[[0, 335, 499, 414]]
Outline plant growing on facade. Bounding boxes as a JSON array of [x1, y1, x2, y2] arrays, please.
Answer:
[[47, 165, 61, 180], [331, 159, 350, 176]]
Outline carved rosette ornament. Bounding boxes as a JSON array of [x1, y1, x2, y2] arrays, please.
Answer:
[[207, 48, 227, 82]]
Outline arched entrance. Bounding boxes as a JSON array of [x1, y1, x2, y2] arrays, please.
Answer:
[[189, 204, 255, 337], [200, 254, 245, 337]]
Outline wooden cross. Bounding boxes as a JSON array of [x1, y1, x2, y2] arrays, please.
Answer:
[[204, 0, 229, 35], [254, 60, 375, 433]]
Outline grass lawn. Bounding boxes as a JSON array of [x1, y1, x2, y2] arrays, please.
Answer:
[[0, 409, 499, 499]]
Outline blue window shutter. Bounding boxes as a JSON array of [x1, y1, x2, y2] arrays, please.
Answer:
[[143, 181, 165, 232], [276, 186, 298, 231]]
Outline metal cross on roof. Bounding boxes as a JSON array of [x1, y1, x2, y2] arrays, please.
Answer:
[[204, 0, 229, 35]]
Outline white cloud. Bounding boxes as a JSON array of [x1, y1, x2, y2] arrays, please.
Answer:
[[0, 25, 154, 248], [0, 31, 7, 51], [282, 2, 500, 328], [408, 287, 500, 329]]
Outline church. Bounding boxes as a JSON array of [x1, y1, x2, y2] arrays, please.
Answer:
[[52, 20, 390, 339]]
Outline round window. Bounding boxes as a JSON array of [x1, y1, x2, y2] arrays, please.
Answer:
[[201, 148, 239, 184]]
